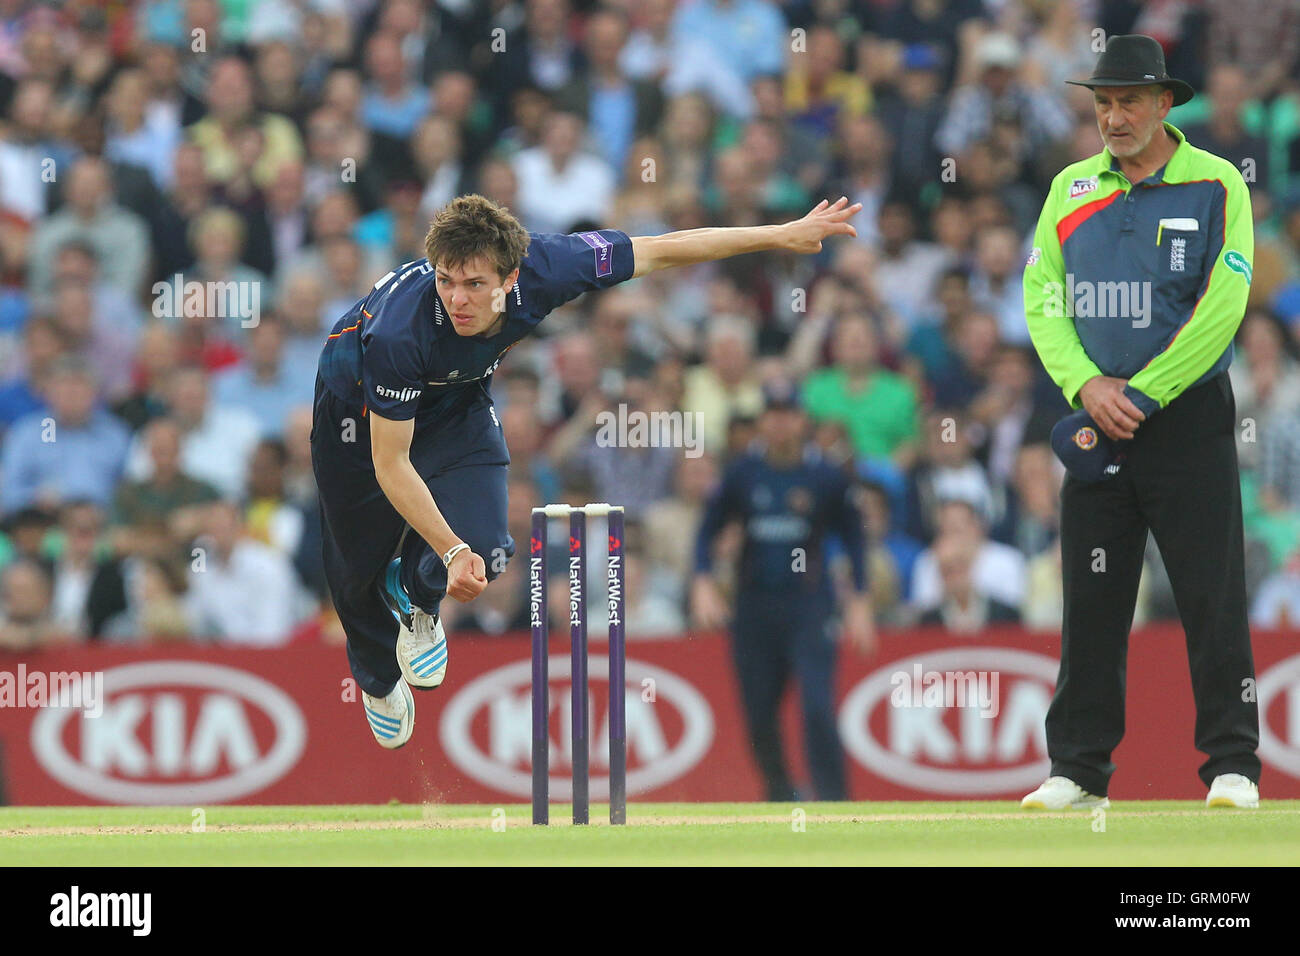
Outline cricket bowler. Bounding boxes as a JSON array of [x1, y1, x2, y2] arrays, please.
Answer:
[[311, 193, 861, 747]]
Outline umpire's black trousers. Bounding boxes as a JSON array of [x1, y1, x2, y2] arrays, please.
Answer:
[[1049, 371, 1260, 795]]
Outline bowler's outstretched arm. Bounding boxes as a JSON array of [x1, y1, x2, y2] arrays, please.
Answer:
[[630, 197, 862, 278]]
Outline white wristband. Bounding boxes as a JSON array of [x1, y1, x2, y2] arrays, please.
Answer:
[[442, 543, 471, 569]]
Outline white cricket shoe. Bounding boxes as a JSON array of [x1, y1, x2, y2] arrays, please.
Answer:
[[1021, 776, 1110, 810], [380, 558, 449, 690], [396, 609, 448, 689], [1206, 773, 1259, 808], [362, 680, 415, 749]]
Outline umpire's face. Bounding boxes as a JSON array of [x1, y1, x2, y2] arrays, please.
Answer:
[[1094, 84, 1172, 160]]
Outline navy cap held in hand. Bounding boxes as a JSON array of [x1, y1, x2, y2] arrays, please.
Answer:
[[1051, 409, 1129, 482]]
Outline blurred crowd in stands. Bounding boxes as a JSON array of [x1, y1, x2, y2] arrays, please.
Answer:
[[0, 0, 1299, 651]]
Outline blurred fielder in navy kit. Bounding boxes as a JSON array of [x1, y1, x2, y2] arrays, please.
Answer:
[[312, 193, 862, 748], [691, 379, 876, 801]]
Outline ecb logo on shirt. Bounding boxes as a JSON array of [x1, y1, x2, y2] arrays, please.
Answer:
[[1069, 176, 1099, 200], [1169, 237, 1186, 272]]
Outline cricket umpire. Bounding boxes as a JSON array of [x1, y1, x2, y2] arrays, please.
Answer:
[[1020, 36, 1260, 810]]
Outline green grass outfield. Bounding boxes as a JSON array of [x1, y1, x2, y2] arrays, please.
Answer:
[[1, 801, 1297, 866]]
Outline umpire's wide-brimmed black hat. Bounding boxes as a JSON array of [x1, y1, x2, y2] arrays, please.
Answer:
[[1066, 34, 1195, 106]]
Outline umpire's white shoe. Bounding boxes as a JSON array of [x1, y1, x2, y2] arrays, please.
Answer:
[[362, 681, 415, 749], [1021, 776, 1110, 810], [381, 558, 449, 690], [397, 609, 448, 689], [1206, 774, 1259, 808]]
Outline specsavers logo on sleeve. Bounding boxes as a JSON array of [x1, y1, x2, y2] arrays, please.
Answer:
[[1224, 250, 1252, 284]]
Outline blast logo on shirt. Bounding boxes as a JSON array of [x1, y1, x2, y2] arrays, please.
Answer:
[[1069, 176, 1099, 199], [1026, 246, 1042, 267]]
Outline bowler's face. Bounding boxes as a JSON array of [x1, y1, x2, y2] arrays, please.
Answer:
[[436, 257, 518, 337], [1094, 86, 1170, 160]]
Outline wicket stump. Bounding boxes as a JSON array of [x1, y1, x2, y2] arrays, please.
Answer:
[[530, 503, 626, 825]]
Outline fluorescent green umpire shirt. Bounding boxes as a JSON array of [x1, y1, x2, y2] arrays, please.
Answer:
[[1023, 122, 1254, 418]]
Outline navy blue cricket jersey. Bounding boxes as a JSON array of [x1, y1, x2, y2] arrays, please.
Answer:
[[694, 446, 868, 598], [317, 230, 635, 424]]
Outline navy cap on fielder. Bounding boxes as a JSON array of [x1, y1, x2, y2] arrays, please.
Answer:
[[762, 378, 802, 411], [1051, 409, 1129, 482]]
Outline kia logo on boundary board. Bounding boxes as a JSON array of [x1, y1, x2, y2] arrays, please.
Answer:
[[838, 648, 1058, 794], [440, 656, 714, 799], [31, 661, 307, 804], [1257, 654, 1300, 779]]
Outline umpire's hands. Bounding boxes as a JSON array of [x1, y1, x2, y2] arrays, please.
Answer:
[[1079, 375, 1146, 441], [446, 549, 488, 602]]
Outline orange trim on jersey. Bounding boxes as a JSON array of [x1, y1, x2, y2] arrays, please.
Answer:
[[325, 309, 372, 340], [1056, 189, 1124, 247]]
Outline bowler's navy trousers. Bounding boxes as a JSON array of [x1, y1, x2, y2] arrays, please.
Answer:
[[311, 376, 515, 697]]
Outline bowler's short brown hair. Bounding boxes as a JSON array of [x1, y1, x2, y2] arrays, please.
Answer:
[[424, 194, 531, 279]]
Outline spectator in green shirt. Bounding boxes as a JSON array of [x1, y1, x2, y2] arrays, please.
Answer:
[[801, 312, 920, 469]]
